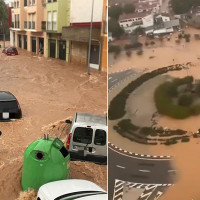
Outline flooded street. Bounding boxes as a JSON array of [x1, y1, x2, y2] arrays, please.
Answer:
[[0, 49, 107, 200]]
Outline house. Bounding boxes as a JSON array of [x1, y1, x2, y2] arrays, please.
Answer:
[[135, 1, 160, 14], [61, 0, 105, 71], [10, 0, 47, 55]]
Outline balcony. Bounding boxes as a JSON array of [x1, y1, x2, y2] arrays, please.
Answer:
[[24, 21, 27, 29], [41, 21, 46, 31], [32, 21, 35, 29]]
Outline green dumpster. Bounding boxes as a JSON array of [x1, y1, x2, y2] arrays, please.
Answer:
[[21, 137, 71, 191]]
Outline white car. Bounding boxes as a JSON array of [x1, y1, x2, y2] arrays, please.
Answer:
[[37, 179, 107, 200]]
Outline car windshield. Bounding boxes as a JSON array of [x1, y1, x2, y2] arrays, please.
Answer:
[[0, 101, 18, 111], [73, 127, 93, 144]]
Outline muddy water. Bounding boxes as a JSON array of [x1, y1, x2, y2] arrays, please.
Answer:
[[0, 49, 107, 200]]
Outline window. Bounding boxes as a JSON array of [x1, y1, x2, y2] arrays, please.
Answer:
[[94, 129, 106, 146], [47, 11, 52, 30], [0, 100, 18, 111], [73, 127, 93, 144], [52, 11, 57, 30], [24, 0, 27, 6]]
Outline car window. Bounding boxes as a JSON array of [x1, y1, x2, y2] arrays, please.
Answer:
[[0, 101, 18, 111], [94, 129, 106, 146], [73, 127, 93, 144]]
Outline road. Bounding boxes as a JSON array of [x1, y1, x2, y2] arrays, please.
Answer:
[[108, 69, 136, 90], [108, 145, 176, 200]]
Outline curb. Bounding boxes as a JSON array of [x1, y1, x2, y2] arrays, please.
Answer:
[[108, 142, 172, 159]]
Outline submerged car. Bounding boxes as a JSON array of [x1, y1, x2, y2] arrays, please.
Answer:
[[37, 179, 107, 200], [3, 47, 18, 56], [0, 91, 22, 120], [65, 113, 107, 164]]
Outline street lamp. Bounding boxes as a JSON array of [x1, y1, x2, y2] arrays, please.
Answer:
[[87, 0, 94, 75]]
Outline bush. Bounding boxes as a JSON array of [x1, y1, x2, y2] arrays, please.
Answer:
[[178, 34, 183, 39], [150, 41, 155, 45], [154, 77, 199, 119], [126, 50, 132, 57], [109, 45, 121, 55], [178, 94, 193, 106], [124, 42, 143, 50], [123, 3, 135, 13], [137, 50, 143, 55], [181, 137, 190, 142], [145, 42, 149, 46], [176, 39, 181, 44], [165, 138, 178, 145]]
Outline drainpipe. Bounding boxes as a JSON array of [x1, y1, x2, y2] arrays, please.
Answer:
[[87, 0, 94, 75]]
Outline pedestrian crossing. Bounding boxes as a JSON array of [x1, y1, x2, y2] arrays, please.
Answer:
[[113, 179, 172, 200]]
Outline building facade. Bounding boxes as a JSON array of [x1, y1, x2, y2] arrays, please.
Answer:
[[45, 0, 70, 61], [61, 0, 104, 70], [10, 0, 47, 55]]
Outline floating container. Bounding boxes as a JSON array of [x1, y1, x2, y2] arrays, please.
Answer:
[[21, 136, 70, 190]]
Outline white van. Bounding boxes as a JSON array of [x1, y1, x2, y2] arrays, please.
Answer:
[[65, 113, 107, 164], [37, 179, 108, 200]]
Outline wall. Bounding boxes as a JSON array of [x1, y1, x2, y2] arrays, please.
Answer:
[[70, 0, 103, 23]]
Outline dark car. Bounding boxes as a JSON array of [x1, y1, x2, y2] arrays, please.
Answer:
[[0, 91, 22, 120], [5, 47, 18, 56]]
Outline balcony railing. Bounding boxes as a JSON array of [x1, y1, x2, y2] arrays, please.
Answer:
[[41, 21, 46, 30], [24, 21, 27, 29], [32, 21, 35, 29], [11, 22, 14, 28]]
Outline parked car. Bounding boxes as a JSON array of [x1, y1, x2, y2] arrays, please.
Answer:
[[37, 179, 107, 200], [0, 91, 22, 120], [65, 113, 107, 164], [3, 47, 18, 56]]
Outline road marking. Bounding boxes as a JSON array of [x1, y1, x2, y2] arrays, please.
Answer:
[[116, 165, 125, 169], [111, 79, 118, 83], [109, 146, 172, 161], [139, 169, 151, 173]]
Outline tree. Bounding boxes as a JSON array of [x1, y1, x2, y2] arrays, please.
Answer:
[[108, 5, 123, 20], [171, 0, 200, 14], [123, 4, 135, 14], [108, 18, 124, 38], [0, 0, 8, 37]]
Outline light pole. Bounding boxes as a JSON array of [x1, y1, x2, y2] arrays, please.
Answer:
[[87, 0, 94, 75]]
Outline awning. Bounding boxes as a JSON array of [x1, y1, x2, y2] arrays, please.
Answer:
[[61, 26, 101, 42]]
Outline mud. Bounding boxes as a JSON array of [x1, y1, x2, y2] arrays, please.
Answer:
[[0, 48, 107, 200]]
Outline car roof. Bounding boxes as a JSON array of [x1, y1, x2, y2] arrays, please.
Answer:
[[0, 91, 16, 101], [75, 113, 107, 126], [38, 179, 106, 200]]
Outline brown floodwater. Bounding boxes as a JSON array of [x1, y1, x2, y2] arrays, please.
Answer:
[[0, 48, 107, 200]]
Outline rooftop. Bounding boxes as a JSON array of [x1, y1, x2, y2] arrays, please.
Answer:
[[119, 11, 151, 21]]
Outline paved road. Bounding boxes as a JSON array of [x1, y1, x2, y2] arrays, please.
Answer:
[[108, 69, 136, 89], [108, 146, 176, 200]]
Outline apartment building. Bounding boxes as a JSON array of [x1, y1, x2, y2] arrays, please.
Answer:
[[10, 0, 46, 55], [61, 0, 104, 70], [44, 0, 70, 61]]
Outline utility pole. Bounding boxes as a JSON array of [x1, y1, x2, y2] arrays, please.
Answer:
[[87, 0, 94, 75]]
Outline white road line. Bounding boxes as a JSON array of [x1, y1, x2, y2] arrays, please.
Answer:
[[116, 165, 125, 169], [139, 169, 151, 173], [109, 146, 172, 161]]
